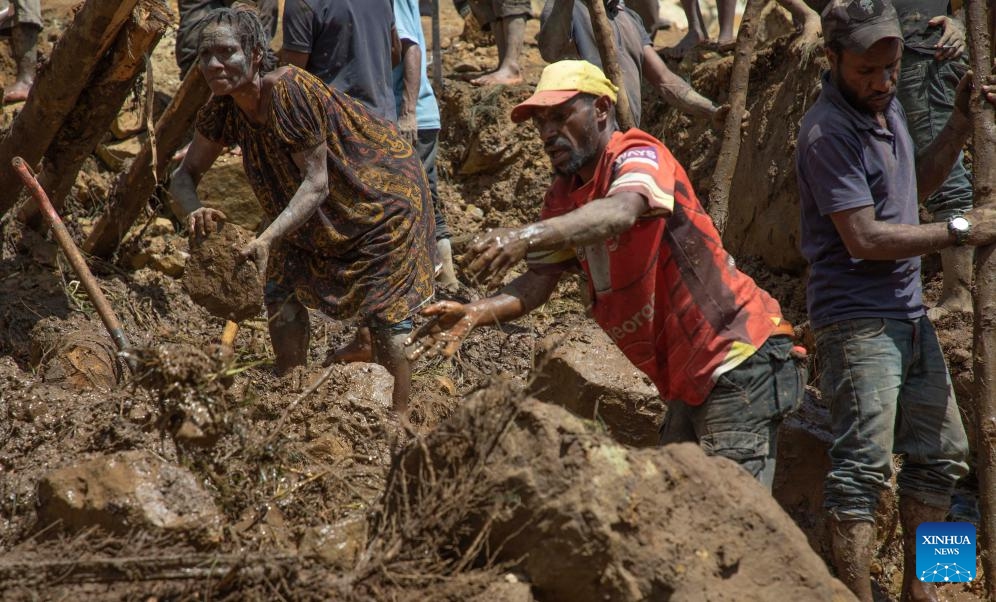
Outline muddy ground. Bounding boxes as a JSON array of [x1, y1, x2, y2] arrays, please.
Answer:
[[0, 0, 986, 600]]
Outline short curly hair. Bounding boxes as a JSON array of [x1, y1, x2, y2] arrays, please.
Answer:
[[196, 5, 279, 74]]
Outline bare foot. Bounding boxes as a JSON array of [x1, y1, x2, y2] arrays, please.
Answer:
[[928, 291, 974, 322], [3, 81, 30, 104], [324, 329, 374, 364], [662, 31, 708, 59], [470, 66, 523, 86], [790, 18, 822, 66], [713, 37, 737, 52]]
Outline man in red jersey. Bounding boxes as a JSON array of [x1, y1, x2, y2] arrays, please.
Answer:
[[406, 60, 805, 490]]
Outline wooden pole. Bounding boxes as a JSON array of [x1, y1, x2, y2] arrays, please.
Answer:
[[0, 0, 140, 218], [706, 0, 764, 234], [83, 68, 212, 258], [586, 0, 635, 130], [965, 0, 996, 596], [19, 0, 172, 228]]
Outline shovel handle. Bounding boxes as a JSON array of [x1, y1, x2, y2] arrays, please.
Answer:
[[220, 320, 239, 350]]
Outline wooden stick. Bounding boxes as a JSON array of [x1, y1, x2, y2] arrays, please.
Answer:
[[221, 320, 240, 351], [83, 67, 212, 258], [586, 0, 634, 130], [12, 158, 132, 357], [432, 0, 443, 92], [965, 0, 996, 595], [0, 0, 140, 218], [706, 0, 764, 234]]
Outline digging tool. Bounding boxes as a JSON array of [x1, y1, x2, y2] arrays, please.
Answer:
[[583, 0, 635, 130], [964, 0, 996, 594], [707, 0, 764, 235], [12, 157, 135, 367]]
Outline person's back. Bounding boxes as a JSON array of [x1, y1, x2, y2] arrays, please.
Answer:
[[281, 0, 397, 121]]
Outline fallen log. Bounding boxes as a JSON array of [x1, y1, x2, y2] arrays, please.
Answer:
[[20, 0, 172, 228], [707, 0, 764, 234], [966, 0, 996, 595], [83, 67, 212, 258], [0, 0, 140, 218]]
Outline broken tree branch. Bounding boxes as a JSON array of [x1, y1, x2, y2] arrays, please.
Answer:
[[0, 0, 141, 218], [966, 0, 996, 595], [707, 0, 764, 234], [586, 0, 634, 130], [83, 67, 212, 258]]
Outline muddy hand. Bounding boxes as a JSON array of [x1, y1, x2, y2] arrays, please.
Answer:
[[405, 301, 477, 360], [965, 205, 996, 247], [464, 227, 529, 289], [928, 16, 965, 61], [188, 207, 227, 238], [239, 237, 271, 275], [710, 104, 749, 132]]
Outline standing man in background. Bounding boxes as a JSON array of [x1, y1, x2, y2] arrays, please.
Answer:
[[280, 0, 399, 121], [395, 0, 460, 289]]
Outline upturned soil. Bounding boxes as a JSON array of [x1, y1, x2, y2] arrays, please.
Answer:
[[0, 1, 984, 601]]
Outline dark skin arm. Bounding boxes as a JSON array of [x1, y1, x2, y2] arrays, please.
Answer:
[[833, 76, 996, 261], [406, 270, 562, 359], [406, 191, 651, 359], [640, 46, 724, 126], [170, 132, 227, 236], [398, 38, 420, 145], [239, 142, 329, 273]]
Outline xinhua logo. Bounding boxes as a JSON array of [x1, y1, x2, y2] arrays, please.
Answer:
[[916, 522, 976, 583]]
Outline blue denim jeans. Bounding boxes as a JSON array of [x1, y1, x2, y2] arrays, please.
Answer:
[[659, 335, 806, 490], [816, 317, 969, 522], [896, 51, 973, 222]]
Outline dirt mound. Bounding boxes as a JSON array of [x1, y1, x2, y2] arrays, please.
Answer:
[[385, 385, 854, 601], [183, 223, 263, 322]]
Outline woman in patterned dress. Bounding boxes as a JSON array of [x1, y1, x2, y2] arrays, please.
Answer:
[[169, 7, 435, 415]]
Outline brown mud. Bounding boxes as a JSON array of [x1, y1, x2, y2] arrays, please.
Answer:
[[0, 1, 984, 600]]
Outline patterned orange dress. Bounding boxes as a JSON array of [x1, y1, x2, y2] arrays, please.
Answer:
[[195, 66, 435, 325]]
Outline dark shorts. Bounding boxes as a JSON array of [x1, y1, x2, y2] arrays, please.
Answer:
[[264, 280, 414, 334]]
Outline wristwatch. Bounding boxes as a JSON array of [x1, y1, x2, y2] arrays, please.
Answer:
[[948, 215, 971, 246]]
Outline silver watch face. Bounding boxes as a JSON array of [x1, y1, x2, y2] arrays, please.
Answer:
[[951, 217, 970, 232]]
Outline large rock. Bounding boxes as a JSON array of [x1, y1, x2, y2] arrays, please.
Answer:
[[183, 222, 263, 322], [390, 388, 856, 602], [530, 324, 664, 447], [37, 450, 222, 540]]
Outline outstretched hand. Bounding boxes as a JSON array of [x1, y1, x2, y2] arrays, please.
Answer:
[[187, 207, 227, 238], [463, 227, 530, 289], [239, 236, 271, 276], [405, 301, 478, 360]]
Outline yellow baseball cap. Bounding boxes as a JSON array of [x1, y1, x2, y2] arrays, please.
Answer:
[[510, 60, 619, 123]]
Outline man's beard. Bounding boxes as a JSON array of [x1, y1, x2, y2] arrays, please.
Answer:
[[547, 137, 599, 177], [832, 68, 894, 115]]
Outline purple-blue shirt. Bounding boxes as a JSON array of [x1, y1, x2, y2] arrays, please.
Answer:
[[796, 72, 924, 329]]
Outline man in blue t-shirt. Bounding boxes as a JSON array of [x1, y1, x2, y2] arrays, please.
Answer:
[[796, 1, 996, 600], [394, 0, 458, 288], [280, 0, 398, 121]]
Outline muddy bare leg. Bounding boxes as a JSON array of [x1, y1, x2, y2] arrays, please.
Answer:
[[663, 0, 708, 58], [472, 15, 525, 86], [4, 24, 39, 103], [716, 0, 737, 47], [371, 328, 412, 416], [326, 326, 374, 364], [778, 0, 821, 61], [934, 246, 974, 317], [267, 295, 310, 375]]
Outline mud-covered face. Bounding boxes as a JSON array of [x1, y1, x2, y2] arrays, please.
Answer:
[[531, 95, 602, 177], [197, 24, 257, 96], [828, 37, 902, 116]]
